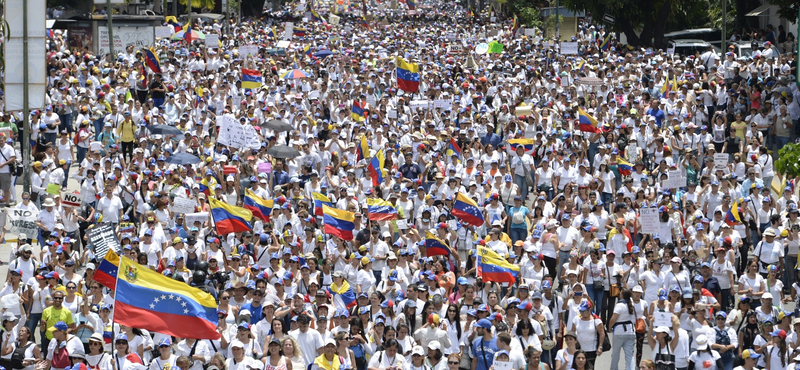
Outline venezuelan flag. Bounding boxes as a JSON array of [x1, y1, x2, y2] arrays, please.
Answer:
[[144, 47, 162, 74], [578, 108, 601, 133], [310, 9, 323, 21], [267, 27, 277, 39], [357, 135, 369, 161], [198, 179, 212, 196], [508, 138, 535, 155], [243, 189, 274, 222], [312, 192, 333, 216], [407, 0, 415, 10], [511, 14, 519, 34], [351, 101, 367, 122], [368, 149, 385, 186], [323, 205, 355, 240], [446, 138, 462, 157], [165, 16, 182, 32], [115, 257, 220, 340], [293, 28, 307, 37], [304, 44, 313, 57], [328, 280, 357, 311], [367, 198, 398, 221], [617, 158, 633, 176], [725, 199, 743, 226], [208, 197, 253, 235], [599, 34, 611, 51], [396, 56, 420, 93], [477, 246, 519, 283], [183, 26, 193, 43], [425, 231, 452, 257], [94, 249, 120, 289], [241, 68, 263, 90], [452, 192, 485, 226], [359, 16, 369, 28], [469, 6, 476, 17]]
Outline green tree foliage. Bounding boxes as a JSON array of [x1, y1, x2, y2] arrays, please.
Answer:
[[775, 143, 800, 178], [768, 0, 799, 24], [505, 0, 544, 30], [559, 0, 709, 48]]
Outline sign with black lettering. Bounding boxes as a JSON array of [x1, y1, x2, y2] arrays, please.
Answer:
[[86, 224, 121, 260], [8, 208, 39, 243], [62, 192, 82, 207]]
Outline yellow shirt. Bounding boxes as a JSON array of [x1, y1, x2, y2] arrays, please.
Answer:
[[41, 306, 75, 340], [118, 120, 135, 142], [731, 121, 747, 141]]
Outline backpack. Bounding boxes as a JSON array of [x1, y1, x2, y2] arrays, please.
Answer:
[[9, 342, 34, 369]]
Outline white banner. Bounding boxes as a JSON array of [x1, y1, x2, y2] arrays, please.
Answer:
[[172, 196, 197, 215], [560, 42, 579, 55], [664, 170, 687, 189], [639, 207, 660, 234], [217, 115, 250, 150], [97, 26, 154, 56], [328, 15, 340, 25], [185, 212, 209, 226], [155, 26, 173, 39], [62, 192, 82, 207], [714, 153, 729, 173], [240, 44, 259, 57], [7, 208, 40, 243], [433, 99, 452, 110], [205, 34, 220, 48]]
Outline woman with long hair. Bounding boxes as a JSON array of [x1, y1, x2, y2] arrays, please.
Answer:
[[333, 331, 356, 369], [555, 332, 581, 370], [16, 326, 42, 370], [608, 289, 637, 370], [262, 338, 289, 370], [441, 302, 463, 356], [738, 260, 766, 309], [765, 329, 790, 370], [282, 337, 305, 370], [514, 319, 541, 351], [570, 350, 593, 370], [583, 249, 605, 316]]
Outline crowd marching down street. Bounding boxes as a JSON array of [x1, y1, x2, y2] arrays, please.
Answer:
[[1, 2, 800, 370]]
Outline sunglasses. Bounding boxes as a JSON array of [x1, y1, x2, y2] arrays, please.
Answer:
[[448, 362, 460, 365]]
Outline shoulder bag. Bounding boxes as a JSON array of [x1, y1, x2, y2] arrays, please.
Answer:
[[521, 156, 534, 187], [653, 341, 675, 370], [607, 264, 620, 297], [634, 304, 646, 334]]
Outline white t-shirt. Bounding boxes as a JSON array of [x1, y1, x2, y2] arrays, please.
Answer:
[[288, 328, 324, 366], [612, 302, 637, 335], [688, 350, 721, 370]]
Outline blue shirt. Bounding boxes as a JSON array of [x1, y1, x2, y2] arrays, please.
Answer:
[[240, 302, 264, 324], [647, 108, 666, 128], [481, 133, 502, 148], [509, 206, 530, 228], [471, 336, 498, 370], [274, 170, 290, 187]]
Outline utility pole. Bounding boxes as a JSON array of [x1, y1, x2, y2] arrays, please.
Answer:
[[22, 0, 30, 193], [555, 0, 559, 39], [721, 0, 726, 54], [107, 0, 115, 56]]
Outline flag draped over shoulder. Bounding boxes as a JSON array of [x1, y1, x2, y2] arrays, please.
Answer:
[[328, 280, 357, 310], [477, 246, 519, 283], [600, 34, 611, 51], [396, 56, 420, 93], [115, 257, 220, 339], [208, 197, 253, 234], [94, 249, 120, 289]]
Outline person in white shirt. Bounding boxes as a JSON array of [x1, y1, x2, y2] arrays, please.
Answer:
[[288, 314, 324, 366], [96, 185, 123, 227], [225, 340, 263, 370]]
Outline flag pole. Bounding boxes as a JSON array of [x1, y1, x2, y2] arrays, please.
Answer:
[[111, 252, 122, 359]]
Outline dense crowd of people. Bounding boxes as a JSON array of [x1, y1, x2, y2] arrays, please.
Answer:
[[1, 3, 800, 370]]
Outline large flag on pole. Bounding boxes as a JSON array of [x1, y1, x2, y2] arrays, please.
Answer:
[[115, 257, 221, 339]]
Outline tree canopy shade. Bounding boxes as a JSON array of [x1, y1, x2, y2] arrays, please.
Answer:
[[775, 143, 800, 179], [560, 0, 701, 48]]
